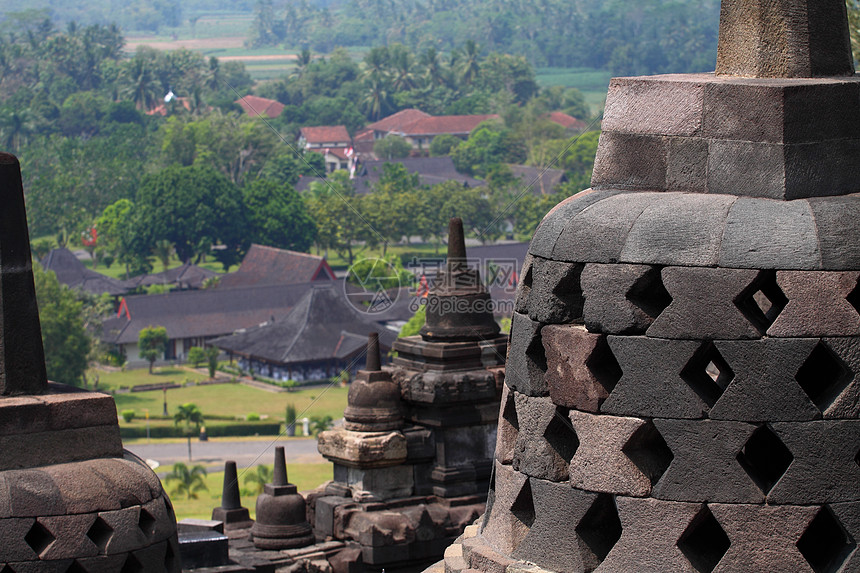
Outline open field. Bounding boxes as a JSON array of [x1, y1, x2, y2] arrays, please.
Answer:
[[535, 67, 613, 116], [161, 462, 332, 520]]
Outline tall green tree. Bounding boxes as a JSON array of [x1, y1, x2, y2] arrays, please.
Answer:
[[139, 326, 167, 374], [164, 462, 208, 499], [174, 402, 205, 460], [242, 179, 317, 252]]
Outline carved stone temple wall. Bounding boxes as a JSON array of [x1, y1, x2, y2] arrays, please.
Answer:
[[0, 153, 181, 571], [432, 1, 860, 572]]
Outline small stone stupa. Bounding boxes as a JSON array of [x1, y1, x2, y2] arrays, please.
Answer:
[[212, 461, 254, 531], [250, 446, 314, 550], [0, 153, 181, 569], [435, 1, 860, 572]]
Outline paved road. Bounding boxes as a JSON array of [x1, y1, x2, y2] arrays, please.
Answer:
[[127, 437, 324, 469]]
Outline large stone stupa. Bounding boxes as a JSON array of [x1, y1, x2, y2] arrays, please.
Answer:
[[434, 1, 860, 572]]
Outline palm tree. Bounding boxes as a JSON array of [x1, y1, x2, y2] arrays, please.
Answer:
[[164, 462, 208, 499], [458, 40, 481, 85], [243, 464, 273, 495], [121, 54, 159, 112], [420, 47, 447, 88], [174, 403, 205, 460], [361, 73, 390, 121]]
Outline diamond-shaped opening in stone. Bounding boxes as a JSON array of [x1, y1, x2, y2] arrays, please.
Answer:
[[544, 406, 579, 465], [163, 496, 177, 523], [138, 508, 157, 538], [585, 336, 623, 398], [795, 341, 853, 414], [515, 259, 534, 314], [575, 493, 622, 564], [736, 424, 793, 494], [121, 553, 144, 573], [677, 505, 730, 573], [734, 270, 788, 334], [67, 561, 89, 573], [627, 265, 672, 320], [621, 420, 674, 486], [0, 565, 14, 573], [846, 276, 860, 316], [24, 520, 55, 557], [796, 506, 856, 573], [525, 329, 548, 376], [549, 263, 585, 321], [86, 516, 113, 552], [502, 390, 519, 431], [510, 478, 535, 528], [681, 342, 735, 409]]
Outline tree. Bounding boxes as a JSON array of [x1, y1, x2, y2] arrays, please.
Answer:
[[187, 346, 206, 368], [399, 304, 426, 337], [174, 402, 205, 460], [205, 347, 219, 379], [244, 464, 273, 495], [139, 326, 168, 374], [373, 135, 412, 159], [33, 264, 90, 386], [429, 133, 461, 156], [242, 179, 317, 252], [309, 415, 333, 436], [164, 462, 208, 499]]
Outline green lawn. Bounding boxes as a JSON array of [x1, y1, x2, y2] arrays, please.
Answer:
[[161, 462, 332, 520], [536, 66, 613, 116]]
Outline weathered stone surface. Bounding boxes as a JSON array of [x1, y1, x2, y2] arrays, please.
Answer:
[[527, 258, 583, 324], [716, 0, 854, 78], [768, 271, 860, 337], [551, 192, 660, 264], [601, 76, 705, 137], [344, 465, 415, 502], [0, 425, 123, 471], [581, 264, 668, 335], [666, 137, 708, 193], [768, 421, 860, 504], [647, 267, 762, 339], [707, 139, 789, 199], [709, 339, 821, 421], [595, 497, 702, 573], [3, 560, 72, 573], [591, 132, 668, 191], [512, 394, 576, 482], [830, 502, 860, 572], [708, 503, 819, 573], [0, 517, 37, 561], [469, 540, 516, 573], [143, 496, 178, 544], [495, 385, 517, 464], [808, 194, 860, 270], [6, 469, 66, 517], [568, 411, 667, 497], [542, 324, 620, 413], [317, 430, 407, 467], [602, 337, 709, 419], [819, 337, 860, 418], [37, 514, 98, 559], [651, 419, 763, 503], [481, 462, 530, 555], [130, 540, 170, 571], [529, 190, 623, 259], [505, 313, 547, 397], [512, 478, 607, 572], [514, 254, 533, 315], [720, 197, 821, 269], [98, 507, 150, 554], [73, 554, 128, 572], [621, 193, 735, 267]]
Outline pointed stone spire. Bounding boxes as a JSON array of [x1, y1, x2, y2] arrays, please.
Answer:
[[273, 446, 288, 486], [365, 332, 381, 372], [716, 0, 854, 77], [221, 461, 242, 510], [0, 152, 47, 396]]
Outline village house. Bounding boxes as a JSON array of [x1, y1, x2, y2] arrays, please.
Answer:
[[217, 243, 336, 289], [356, 108, 500, 153], [40, 248, 129, 296], [297, 125, 354, 172], [234, 94, 285, 119]]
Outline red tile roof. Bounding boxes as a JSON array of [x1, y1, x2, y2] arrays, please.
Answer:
[[300, 125, 351, 144], [367, 109, 432, 132], [401, 114, 499, 136], [546, 111, 588, 131], [218, 244, 335, 289], [235, 95, 285, 119]]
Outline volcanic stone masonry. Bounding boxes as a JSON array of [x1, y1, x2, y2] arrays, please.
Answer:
[[432, 1, 860, 572], [0, 153, 181, 571]]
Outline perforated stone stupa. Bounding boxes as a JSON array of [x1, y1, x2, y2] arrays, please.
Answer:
[[434, 1, 860, 572], [0, 153, 181, 571]]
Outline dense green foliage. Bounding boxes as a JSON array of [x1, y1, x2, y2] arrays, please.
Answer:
[[139, 325, 168, 373]]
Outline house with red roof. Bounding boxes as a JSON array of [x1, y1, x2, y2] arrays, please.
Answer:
[[217, 244, 336, 289], [361, 108, 500, 154], [298, 126, 354, 172], [234, 95, 285, 119], [545, 111, 588, 132]]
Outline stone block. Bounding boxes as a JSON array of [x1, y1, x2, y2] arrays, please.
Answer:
[[569, 411, 671, 497], [512, 394, 576, 482], [720, 197, 821, 270], [768, 271, 860, 337], [708, 503, 819, 573], [595, 497, 702, 573], [317, 430, 407, 467], [469, 540, 515, 573], [178, 531, 230, 569], [529, 190, 623, 259], [581, 264, 669, 335], [784, 139, 860, 200], [505, 312, 547, 397], [551, 192, 660, 264], [591, 132, 668, 191], [0, 517, 38, 561], [513, 254, 533, 316], [3, 560, 72, 573], [346, 465, 414, 501], [647, 267, 762, 339], [542, 324, 620, 413], [6, 469, 67, 517], [601, 76, 705, 137], [97, 507, 150, 554], [702, 81, 785, 143], [602, 337, 709, 419], [819, 337, 860, 419], [768, 421, 860, 504], [808, 195, 860, 270], [666, 137, 708, 192], [481, 462, 530, 555], [142, 496, 177, 544], [709, 339, 821, 421], [40, 391, 119, 432], [512, 477, 608, 572], [620, 192, 735, 267], [830, 502, 860, 572], [39, 462, 119, 516], [38, 514, 98, 559], [495, 385, 518, 464], [0, 396, 45, 435], [527, 258, 583, 324], [0, 425, 123, 471], [651, 419, 764, 503], [130, 540, 170, 571], [73, 554, 128, 572]]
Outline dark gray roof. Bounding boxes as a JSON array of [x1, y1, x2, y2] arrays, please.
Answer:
[[507, 164, 568, 195], [126, 262, 218, 290], [353, 157, 485, 194], [211, 284, 397, 365], [40, 248, 129, 296]]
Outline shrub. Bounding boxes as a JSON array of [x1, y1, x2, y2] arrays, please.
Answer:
[[121, 409, 136, 423], [247, 412, 261, 421], [187, 347, 206, 368]]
